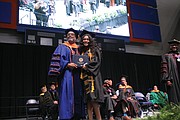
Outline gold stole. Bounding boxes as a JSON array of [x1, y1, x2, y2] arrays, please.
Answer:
[[81, 49, 95, 93]]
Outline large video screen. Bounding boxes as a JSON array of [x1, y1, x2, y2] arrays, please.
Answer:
[[18, 0, 129, 37]]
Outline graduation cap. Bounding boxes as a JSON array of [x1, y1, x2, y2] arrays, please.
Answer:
[[104, 79, 109, 84], [80, 30, 96, 38], [120, 74, 128, 80], [40, 84, 47, 89], [49, 82, 56, 86], [65, 28, 79, 39], [104, 77, 112, 80], [168, 39, 180, 44]]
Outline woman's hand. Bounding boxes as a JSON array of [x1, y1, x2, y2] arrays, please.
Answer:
[[82, 63, 88, 70]]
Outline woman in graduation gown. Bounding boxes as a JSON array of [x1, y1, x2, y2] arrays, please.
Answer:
[[79, 30, 104, 120]]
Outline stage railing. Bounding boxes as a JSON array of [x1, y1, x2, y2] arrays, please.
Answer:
[[0, 96, 40, 119]]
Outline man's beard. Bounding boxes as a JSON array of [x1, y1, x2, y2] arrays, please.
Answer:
[[68, 38, 75, 44]]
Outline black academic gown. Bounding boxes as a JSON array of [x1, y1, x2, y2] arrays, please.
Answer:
[[161, 51, 180, 104], [103, 86, 117, 111], [115, 84, 140, 118], [81, 47, 104, 103]]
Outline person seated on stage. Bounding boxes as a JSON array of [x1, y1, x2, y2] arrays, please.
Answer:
[[115, 75, 140, 120], [150, 85, 168, 109], [39, 84, 57, 120], [103, 78, 118, 120], [48, 82, 59, 120]]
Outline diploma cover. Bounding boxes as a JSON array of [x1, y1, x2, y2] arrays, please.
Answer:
[[72, 54, 89, 67]]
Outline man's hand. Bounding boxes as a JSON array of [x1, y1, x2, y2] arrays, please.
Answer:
[[54, 101, 58, 104], [67, 63, 77, 69], [166, 80, 172, 86]]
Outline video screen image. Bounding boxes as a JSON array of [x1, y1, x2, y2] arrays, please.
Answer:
[[19, 0, 129, 37]]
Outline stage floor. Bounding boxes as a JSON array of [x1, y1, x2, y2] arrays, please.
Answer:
[[3, 111, 160, 120]]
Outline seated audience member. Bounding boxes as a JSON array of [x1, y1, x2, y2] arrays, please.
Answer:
[[150, 85, 168, 109], [39, 85, 57, 120], [48, 82, 59, 120], [103, 78, 118, 120], [115, 75, 140, 120]]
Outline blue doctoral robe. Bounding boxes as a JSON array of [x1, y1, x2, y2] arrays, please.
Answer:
[[48, 44, 85, 119]]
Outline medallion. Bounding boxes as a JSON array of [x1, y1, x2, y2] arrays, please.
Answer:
[[177, 58, 180, 62]]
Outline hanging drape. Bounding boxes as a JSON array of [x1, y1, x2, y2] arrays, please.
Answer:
[[0, 43, 161, 118]]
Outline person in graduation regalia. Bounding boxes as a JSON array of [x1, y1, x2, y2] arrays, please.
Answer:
[[48, 28, 85, 119], [48, 82, 59, 120], [161, 39, 180, 104], [79, 30, 104, 120], [103, 78, 117, 120], [39, 85, 55, 120], [115, 75, 140, 119], [149, 85, 168, 109]]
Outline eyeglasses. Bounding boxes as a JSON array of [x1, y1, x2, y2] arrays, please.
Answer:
[[67, 33, 75, 36], [170, 44, 179, 46]]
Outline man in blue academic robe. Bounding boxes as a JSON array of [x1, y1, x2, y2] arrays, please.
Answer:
[[48, 28, 85, 119]]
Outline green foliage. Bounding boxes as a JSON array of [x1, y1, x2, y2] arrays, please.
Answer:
[[92, 15, 104, 23], [84, 7, 126, 24], [120, 9, 127, 14], [54, 24, 62, 28], [139, 103, 180, 120], [86, 18, 92, 22]]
